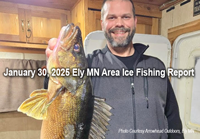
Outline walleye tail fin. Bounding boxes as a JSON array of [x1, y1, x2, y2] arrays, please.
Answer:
[[17, 89, 48, 120], [89, 97, 112, 139]]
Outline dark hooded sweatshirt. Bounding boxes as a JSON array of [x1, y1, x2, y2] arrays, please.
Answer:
[[86, 43, 184, 139]]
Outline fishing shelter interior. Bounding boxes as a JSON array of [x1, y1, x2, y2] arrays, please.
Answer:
[[0, 0, 200, 139]]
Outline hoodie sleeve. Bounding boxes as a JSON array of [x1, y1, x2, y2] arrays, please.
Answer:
[[165, 78, 184, 139]]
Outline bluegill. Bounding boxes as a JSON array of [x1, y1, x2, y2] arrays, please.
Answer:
[[18, 23, 112, 139]]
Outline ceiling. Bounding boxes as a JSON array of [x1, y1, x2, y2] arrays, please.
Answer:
[[0, 0, 172, 10]]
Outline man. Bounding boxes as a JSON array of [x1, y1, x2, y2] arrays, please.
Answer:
[[45, 0, 184, 139]]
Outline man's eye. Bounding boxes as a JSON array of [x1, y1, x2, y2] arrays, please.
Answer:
[[123, 16, 130, 19], [108, 17, 114, 20]]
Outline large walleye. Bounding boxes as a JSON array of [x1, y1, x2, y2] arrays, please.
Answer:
[[18, 23, 112, 139]]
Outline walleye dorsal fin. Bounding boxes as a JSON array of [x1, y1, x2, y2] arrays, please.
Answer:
[[89, 97, 112, 139], [17, 89, 48, 120]]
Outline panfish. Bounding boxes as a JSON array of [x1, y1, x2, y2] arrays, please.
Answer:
[[18, 23, 112, 139]]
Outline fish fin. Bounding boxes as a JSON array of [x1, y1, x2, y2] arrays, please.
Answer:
[[17, 89, 48, 120], [89, 97, 112, 139], [63, 124, 75, 139], [30, 89, 48, 97]]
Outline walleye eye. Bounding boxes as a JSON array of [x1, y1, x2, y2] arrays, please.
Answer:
[[74, 44, 80, 52]]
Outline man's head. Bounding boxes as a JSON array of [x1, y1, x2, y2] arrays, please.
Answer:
[[101, 0, 137, 48]]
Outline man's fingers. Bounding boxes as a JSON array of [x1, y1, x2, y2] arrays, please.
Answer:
[[48, 38, 57, 50], [46, 38, 57, 60], [46, 48, 53, 58]]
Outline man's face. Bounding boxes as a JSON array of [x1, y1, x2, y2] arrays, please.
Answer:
[[101, 0, 137, 48]]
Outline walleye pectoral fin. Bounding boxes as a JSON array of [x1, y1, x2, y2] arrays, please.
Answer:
[[30, 89, 48, 97], [89, 97, 112, 139], [63, 125, 75, 139], [17, 89, 48, 120]]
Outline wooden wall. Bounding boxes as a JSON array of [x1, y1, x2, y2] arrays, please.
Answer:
[[161, 0, 200, 39], [168, 19, 200, 45], [71, 0, 88, 41]]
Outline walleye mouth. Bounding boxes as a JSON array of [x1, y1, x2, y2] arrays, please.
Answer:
[[60, 23, 80, 50]]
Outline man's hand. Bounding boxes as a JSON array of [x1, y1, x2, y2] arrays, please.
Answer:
[[45, 38, 57, 61]]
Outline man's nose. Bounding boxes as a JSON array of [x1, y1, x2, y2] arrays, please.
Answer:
[[115, 18, 124, 27]]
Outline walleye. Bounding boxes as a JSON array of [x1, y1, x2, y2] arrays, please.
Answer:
[[18, 23, 112, 139]]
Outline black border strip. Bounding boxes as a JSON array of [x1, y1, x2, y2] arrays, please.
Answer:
[[166, 6, 175, 12], [180, 0, 191, 6]]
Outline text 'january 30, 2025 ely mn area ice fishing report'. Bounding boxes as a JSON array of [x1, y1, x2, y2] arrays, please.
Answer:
[[3, 67, 195, 79]]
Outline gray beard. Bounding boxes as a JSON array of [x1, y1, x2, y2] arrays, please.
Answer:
[[104, 27, 136, 48]]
